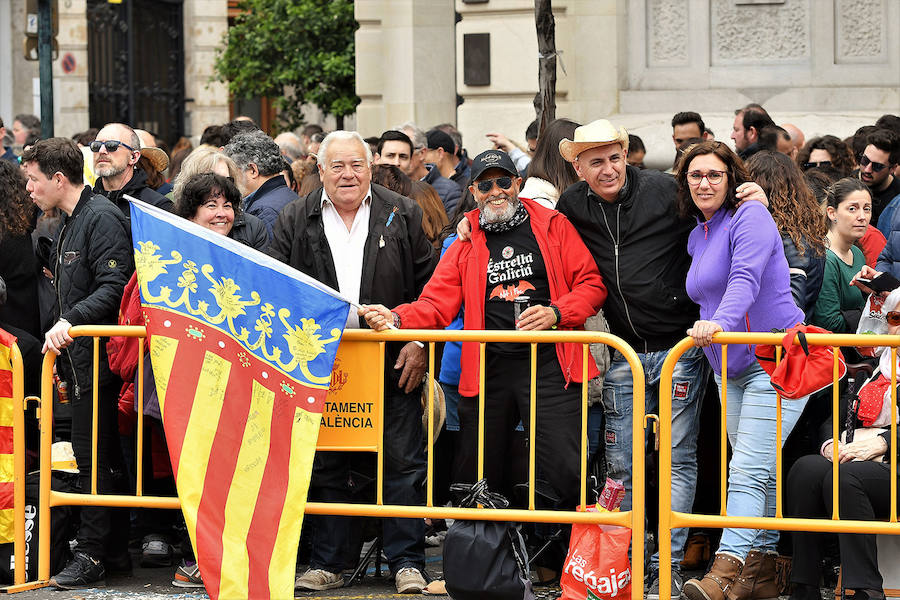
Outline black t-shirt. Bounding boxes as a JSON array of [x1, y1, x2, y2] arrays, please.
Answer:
[[484, 220, 552, 355]]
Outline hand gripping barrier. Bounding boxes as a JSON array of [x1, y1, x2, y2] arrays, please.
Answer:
[[19, 325, 648, 597], [656, 332, 900, 600]]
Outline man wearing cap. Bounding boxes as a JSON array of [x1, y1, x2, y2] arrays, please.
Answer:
[[424, 129, 460, 186], [555, 119, 767, 598], [91, 122, 173, 220], [359, 148, 606, 517]]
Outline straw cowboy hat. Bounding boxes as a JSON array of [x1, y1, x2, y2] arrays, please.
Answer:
[[558, 119, 629, 162], [138, 141, 170, 173], [421, 377, 446, 444]]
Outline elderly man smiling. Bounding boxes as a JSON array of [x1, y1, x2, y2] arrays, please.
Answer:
[[269, 130, 436, 593]]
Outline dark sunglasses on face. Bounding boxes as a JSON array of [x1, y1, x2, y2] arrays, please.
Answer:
[[860, 155, 888, 173], [885, 311, 900, 326], [475, 176, 513, 193], [89, 140, 135, 153], [802, 160, 832, 170]]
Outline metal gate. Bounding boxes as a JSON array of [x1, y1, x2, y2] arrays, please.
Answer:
[[86, 0, 185, 147]]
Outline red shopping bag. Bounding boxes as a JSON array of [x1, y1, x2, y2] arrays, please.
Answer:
[[560, 505, 632, 600]]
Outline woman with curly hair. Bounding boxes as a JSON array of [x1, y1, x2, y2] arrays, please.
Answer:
[[746, 151, 827, 318], [797, 135, 857, 178], [0, 160, 39, 336]]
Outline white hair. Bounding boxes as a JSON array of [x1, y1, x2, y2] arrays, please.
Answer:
[[316, 131, 373, 169], [396, 122, 427, 150]]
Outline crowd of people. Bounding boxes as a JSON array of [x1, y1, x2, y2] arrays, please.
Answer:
[[1, 106, 899, 597]]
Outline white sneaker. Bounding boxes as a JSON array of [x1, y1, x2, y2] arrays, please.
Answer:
[[395, 566, 426, 593], [294, 568, 343, 591]]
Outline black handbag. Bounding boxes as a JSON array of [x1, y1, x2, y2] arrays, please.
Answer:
[[443, 480, 534, 600]]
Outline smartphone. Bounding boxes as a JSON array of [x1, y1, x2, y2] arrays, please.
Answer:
[[869, 273, 900, 293]]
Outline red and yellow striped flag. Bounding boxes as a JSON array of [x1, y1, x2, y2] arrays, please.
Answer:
[[0, 327, 17, 544], [129, 200, 350, 599]]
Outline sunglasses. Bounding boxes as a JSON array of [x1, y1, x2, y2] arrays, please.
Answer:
[[886, 311, 900, 326], [89, 140, 135, 153], [802, 160, 832, 170], [860, 155, 888, 173], [475, 176, 513, 193]]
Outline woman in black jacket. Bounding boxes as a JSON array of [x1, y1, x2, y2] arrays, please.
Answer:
[[0, 160, 40, 337], [786, 288, 900, 600]]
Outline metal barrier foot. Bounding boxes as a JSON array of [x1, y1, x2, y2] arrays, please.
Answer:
[[1, 581, 51, 593]]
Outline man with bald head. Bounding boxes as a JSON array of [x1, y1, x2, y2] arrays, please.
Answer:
[[91, 123, 172, 218], [270, 131, 436, 593], [782, 123, 805, 159], [274, 131, 304, 162]]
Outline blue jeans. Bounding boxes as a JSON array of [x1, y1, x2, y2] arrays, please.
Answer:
[[602, 344, 709, 569], [715, 361, 807, 557]]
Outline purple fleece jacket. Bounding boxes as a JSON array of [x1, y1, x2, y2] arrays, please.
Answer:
[[686, 201, 804, 376]]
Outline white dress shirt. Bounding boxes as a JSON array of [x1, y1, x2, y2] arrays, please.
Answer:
[[321, 188, 372, 328]]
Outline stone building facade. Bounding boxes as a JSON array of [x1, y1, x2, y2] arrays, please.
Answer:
[[2, 0, 897, 166], [0, 0, 230, 143], [355, 0, 900, 168]]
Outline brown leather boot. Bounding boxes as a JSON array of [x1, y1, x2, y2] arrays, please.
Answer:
[[727, 550, 779, 600], [683, 553, 744, 600]]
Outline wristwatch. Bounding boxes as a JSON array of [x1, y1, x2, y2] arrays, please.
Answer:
[[550, 305, 561, 329]]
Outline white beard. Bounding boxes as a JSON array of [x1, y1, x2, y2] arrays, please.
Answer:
[[480, 196, 519, 223]]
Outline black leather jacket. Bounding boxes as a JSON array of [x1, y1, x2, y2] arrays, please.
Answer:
[[50, 188, 134, 397]]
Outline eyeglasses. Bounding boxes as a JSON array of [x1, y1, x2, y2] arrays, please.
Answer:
[[860, 155, 888, 173], [885, 311, 900, 326], [802, 160, 832, 170], [686, 170, 725, 186], [89, 140, 135, 153], [475, 176, 513, 193]]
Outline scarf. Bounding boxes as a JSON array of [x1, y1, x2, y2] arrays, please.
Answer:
[[479, 200, 528, 233]]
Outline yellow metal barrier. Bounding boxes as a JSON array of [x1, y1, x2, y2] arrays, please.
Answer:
[[657, 332, 900, 600], [25, 325, 648, 597]]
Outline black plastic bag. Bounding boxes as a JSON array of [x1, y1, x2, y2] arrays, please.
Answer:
[[443, 480, 534, 600]]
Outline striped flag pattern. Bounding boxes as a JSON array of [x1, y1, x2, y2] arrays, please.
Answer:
[[129, 199, 350, 599], [0, 327, 15, 544]]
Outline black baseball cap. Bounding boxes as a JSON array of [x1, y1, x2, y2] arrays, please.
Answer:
[[469, 149, 518, 183], [426, 129, 455, 154]]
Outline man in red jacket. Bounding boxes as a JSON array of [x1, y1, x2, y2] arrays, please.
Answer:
[[360, 149, 606, 510]]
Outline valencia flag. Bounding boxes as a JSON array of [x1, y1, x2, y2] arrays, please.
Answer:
[[0, 327, 15, 544], [128, 199, 350, 599]]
